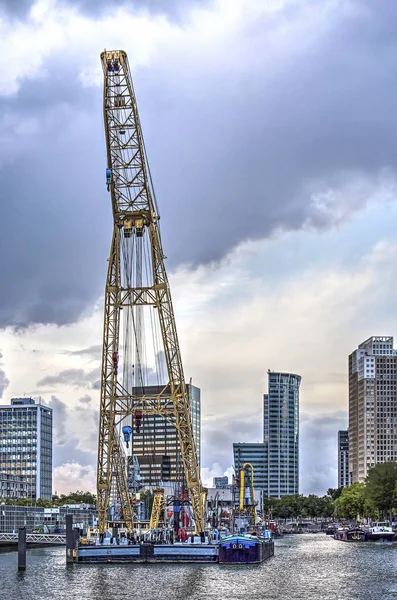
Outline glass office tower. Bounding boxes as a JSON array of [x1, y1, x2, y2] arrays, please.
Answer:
[[0, 398, 53, 500], [264, 371, 301, 497]]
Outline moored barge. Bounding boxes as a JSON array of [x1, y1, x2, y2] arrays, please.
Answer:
[[74, 533, 275, 565], [334, 527, 366, 542], [218, 533, 274, 564]]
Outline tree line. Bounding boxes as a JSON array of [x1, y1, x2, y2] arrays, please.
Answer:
[[264, 461, 397, 521], [0, 490, 96, 507]]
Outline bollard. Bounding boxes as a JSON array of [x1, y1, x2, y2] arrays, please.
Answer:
[[66, 514, 74, 563], [18, 526, 26, 571], [73, 527, 80, 548]]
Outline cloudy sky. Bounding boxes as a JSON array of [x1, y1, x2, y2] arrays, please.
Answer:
[[1, 0, 397, 496]]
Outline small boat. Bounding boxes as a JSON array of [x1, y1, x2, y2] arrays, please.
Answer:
[[325, 524, 336, 536], [334, 527, 366, 542], [366, 522, 395, 542], [267, 521, 283, 538]]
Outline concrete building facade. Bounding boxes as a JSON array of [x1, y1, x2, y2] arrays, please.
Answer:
[[0, 398, 52, 500], [338, 430, 349, 488], [129, 383, 200, 486], [264, 371, 301, 497], [349, 336, 397, 483]]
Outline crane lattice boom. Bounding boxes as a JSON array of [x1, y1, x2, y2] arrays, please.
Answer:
[[96, 50, 204, 535]]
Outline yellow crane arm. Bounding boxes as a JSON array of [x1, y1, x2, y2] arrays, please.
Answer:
[[239, 462, 257, 525], [149, 488, 165, 529]]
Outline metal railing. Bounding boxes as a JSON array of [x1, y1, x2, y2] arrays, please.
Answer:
[[0, 532, 66, 544]]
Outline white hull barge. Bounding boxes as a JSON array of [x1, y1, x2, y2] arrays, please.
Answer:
[[76, 542, 219, 564]]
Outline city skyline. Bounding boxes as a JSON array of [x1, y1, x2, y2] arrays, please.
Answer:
[[2, 0, 397, 496]]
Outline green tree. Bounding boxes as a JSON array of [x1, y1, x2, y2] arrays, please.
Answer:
[[262, 495, 280, 518], [317, 495, 335, 518], [327, 487, 342, 501], [334, 482, 366, 520], [365, 461, 397, 520], [272, 494, 304, 519], [55, 491, 96, 506], [35, 498, 53, 508], [303, 494, 322, 518]]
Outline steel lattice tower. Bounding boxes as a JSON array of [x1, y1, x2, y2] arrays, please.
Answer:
[[96, 50, 204, 535]]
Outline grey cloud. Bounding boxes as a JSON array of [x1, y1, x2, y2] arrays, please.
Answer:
[[0, 0, 207, 19], [78, 394, 92, 404], [2, 1, 397, 326], [0, 0, 31, 17], [0, 63, 106, 328], [37, 367, 100, 389], [48, 396, 98, 464], [201, 412, 262, 474], [64, 345, 102, 360], [45, 394, 68, 446], [300, 411, 348, 495], [142, 0, 397, 264], [0, 352, 9, 399], [0, 369, 9, 399], [70, 0, 208, 18], [53, 437, 96, 470]]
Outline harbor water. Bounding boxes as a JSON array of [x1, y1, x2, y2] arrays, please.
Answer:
[[1, 534, 397, 599]]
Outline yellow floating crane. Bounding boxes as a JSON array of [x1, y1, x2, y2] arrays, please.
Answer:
[[96, 50, 205, 537]]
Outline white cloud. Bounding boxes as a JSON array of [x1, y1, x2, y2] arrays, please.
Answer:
[[0, 0, 358, 97], [201, 462, 230, 487], [53, 461, 96, 495]]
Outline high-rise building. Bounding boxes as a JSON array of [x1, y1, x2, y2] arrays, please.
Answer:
[[349, 336, 397, 483], [264, 371, 301, 497], [129, 383, 200, 486], [338, 430, 349, 488], [213, 476, 229, 489], [233, 443, 267, 491], [0, 398, 53, 500]]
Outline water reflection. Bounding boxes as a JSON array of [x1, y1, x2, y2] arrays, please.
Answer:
[[0, 535, 396, 599]]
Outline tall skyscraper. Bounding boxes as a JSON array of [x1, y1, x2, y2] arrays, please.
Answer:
[[338, 430, 349, 488], [129, 383, 200, 486], [349, 336, 397, 483], [264, 371, 301, 497], [0, 398, 53, 500]]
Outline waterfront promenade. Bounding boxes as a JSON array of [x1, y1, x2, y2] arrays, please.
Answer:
[[0, 534, 396, 599]]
